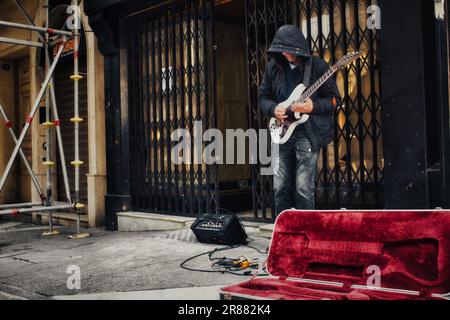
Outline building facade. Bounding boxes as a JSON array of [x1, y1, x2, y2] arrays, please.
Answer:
[[81, 0, 450, 230], [3, 0, 446, 230], [0, 0, 106, 227]]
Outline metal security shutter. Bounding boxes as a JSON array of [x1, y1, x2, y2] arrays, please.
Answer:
[[127, 0, 218, 215], [55, 56, 88, 204]]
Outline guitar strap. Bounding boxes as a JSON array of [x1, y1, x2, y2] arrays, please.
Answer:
[[302, 59, 312, 86]]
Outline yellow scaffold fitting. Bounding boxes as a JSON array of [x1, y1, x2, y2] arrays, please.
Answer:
[[75, 203, 85, 210], [71, 160, 84, 166], [70, 117, 84, 123], [43, 161, 55, 167], [41, 121, 54, 128], [42, 230, 61, 236], [69, 232, 90, 239], [70, 74, 84, 81]]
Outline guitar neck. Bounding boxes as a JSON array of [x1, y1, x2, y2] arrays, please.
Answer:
[[297, 65, 338, 102]]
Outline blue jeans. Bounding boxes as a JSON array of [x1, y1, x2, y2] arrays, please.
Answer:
[[273, 129, 319, 214]]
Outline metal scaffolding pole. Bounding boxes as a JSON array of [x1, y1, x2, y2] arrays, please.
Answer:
[[0, 20, 72, 37], [0, 204, 75, 216], [41, 0, 59, 236], [0, 38, 66, 192], [49, 84, 72, 204], [0, 202, 41, 210], [69, 0, 89, 239], [44, 0, 51, 206], [0, 104, 46, 203]]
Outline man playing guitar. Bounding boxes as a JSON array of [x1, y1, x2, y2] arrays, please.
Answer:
[[259, 24, 341, 214]]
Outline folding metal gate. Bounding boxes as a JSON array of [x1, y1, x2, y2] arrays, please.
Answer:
[[127, 0, 219, 215], [245, 0, 383, 218]]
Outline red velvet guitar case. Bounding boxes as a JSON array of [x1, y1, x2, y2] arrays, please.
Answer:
[[219, 210, 450, 300]]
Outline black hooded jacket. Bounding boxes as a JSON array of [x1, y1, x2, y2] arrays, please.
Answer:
[[258, 25, 341, 151]]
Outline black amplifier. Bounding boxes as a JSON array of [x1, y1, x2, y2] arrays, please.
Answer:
[[190, 214, 247, 245]]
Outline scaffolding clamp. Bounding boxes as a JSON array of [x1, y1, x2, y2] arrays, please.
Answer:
[[74, 203, 85, 210], [41, 121, 54, 128], [71, 160, 84, 167], [70, 74, 84, 81], [42, 230, 61, 236], [70, 117, 84, 123], [69, 232, 90, 239]]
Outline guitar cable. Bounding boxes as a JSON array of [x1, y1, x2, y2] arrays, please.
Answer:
[[179, 245, 268, 277]]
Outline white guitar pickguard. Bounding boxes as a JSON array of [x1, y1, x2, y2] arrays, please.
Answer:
[[269, 83, 309, 144]]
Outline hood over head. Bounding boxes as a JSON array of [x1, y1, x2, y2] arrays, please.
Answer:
[[268, 25, 311, 67]]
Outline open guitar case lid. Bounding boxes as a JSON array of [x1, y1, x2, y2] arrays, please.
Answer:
[[219, 210, 450, 300]]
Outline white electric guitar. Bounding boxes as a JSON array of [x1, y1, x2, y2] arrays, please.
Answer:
[[269, 51, 364, 144]]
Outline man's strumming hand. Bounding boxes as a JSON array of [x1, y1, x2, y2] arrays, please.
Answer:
[[291, 98, 314, 114], [274, 105, 288, 121]]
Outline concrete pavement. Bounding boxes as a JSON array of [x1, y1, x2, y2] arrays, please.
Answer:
[[0, 219, 270, 300]]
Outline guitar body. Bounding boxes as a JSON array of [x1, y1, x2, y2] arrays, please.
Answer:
[[267, 51, 364, 145], [269, 83, 310, 144]]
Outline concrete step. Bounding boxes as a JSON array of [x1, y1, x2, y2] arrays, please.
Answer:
[[117, 212, 196, 232], [117, 211, 275, 237], [259, 223, 274, 238]]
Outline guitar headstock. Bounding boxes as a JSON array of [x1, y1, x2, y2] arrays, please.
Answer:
[[334, 51, 365, 70]]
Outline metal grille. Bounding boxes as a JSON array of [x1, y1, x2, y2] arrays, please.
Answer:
[[127, 0, 219, 215], [245, 0, 383, 218]]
